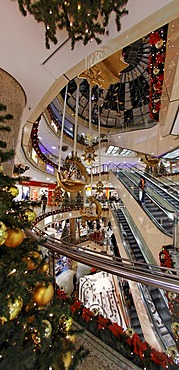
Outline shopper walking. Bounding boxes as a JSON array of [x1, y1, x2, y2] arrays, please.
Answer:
[[138, 176, 147, 203], [41, 193, 47, 213]]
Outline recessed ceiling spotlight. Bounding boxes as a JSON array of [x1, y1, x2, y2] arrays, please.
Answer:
[[47, 178, 50, 181], [170, 146, 173, 149], [118, 136, 121, 138], [51, 146, 56, 149]]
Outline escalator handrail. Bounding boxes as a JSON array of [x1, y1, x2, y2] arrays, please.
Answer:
[[26, 227, 179, 294]]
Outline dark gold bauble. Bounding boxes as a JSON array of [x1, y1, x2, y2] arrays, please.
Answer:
[[0, 221, 8, 245], [59, 315, 73, 334], [39, 262, 49, 274], [3, 185, 19, 198], [33, 283, 54, 306], [4, 228, 25, 248], [7, 295, 23, 320], [125, 328, 135, 338], [20, 209, 36, 223], [42, 319, 52, 338], [171, 322, 179, 338], [23, 251, 41, 271]]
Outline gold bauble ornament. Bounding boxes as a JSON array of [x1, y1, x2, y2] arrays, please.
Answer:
[[155, 39, 164, 49], [39, 262, 49, 274], [171, 322, 179, 338], [4, 228, 25, 248], [7, 295, 23, 320], [125, 328, 135, 338], [20, 209, 36, 223], [23, 251, 41, 271], [33, 282, 54, 306], [0, 221, 8, 245], [59, 315, 73, 334], [166, 346, 179, 360], [3, 185, 19, 198], [42, 319, 52, 338]]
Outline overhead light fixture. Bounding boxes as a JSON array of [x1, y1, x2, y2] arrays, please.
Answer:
[[51, 146, 56, 149]]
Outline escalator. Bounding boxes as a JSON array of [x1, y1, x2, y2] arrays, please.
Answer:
[[113, 208, 175, 349], [114, 170, 174, 236], [127, 167, 179, 211]]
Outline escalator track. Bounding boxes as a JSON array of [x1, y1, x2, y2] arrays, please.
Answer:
[[127, 167, 179, 211], [113, 208, 176, 349], [114, 170, 174, 236]]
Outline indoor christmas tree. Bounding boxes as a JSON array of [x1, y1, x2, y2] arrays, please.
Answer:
[[75, 192, 84, 209], [0, 103, 86, 370]]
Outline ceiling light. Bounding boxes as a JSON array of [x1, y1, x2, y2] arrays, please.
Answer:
[[47, 178, 50, 181], [51, 146, 56, 149]]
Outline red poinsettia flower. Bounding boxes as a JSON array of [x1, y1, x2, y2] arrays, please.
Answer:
[[70, 300, 82, 313], [97, 315, 109, 329], [151, 348, 173, 368], [82, 307, 94, 322], [149, 31, 160, 45], [127, 333, 148, 359], [155, 54, 165, 65], [57, 289, 67, 300], [108, 322, 124, 337], [154, 102, 161, 111]]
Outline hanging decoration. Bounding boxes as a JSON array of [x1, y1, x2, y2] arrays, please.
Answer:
[[17, 0, 128, 50], [137, 153, 159, 167], [79, 50, 128, 89], [57, 81, 88, 193], [96, 180, 104, 193], [58, 154, 88, 193], [148, 26, 167, 122], [80, 196, 102, 221], [82, 145, 97, 165]]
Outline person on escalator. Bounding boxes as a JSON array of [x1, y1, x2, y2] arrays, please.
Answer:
[[138, 176, 147, 203]]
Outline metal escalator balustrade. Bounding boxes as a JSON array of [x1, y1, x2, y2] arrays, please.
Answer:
[[114, 170, 174, 236], [113, 208, 176, 350], [124, 164, 179, 210], [27, 226, 179, 294]]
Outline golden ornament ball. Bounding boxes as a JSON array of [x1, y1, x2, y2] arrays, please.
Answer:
[[125, 328, 135, 338], [3, 185, 19, 198], [39, 262, 49, 274], [42, 319, 52, 338], [23, 251, 41, 271], [20, 209, 36, 223], [7, 296, 23, 320], [33, 282, 54, 306], [4, 228, 25, 248], [59, 315, 73, 333], [0, 221, 8, 245]]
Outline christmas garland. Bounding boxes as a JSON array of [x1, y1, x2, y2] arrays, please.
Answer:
[[159, 245, 179, 353], [17, 0, 128, 49], [57, 289, 178, 369], [148, 26, 167, 122]]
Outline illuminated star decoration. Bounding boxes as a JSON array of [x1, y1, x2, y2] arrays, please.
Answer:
[[96, 181, 104, 194], [82, 146, 97, 165], [79, 66, 105, 88]]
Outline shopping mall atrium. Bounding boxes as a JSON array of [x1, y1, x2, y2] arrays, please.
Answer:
[[0, 1, 179, 369]]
